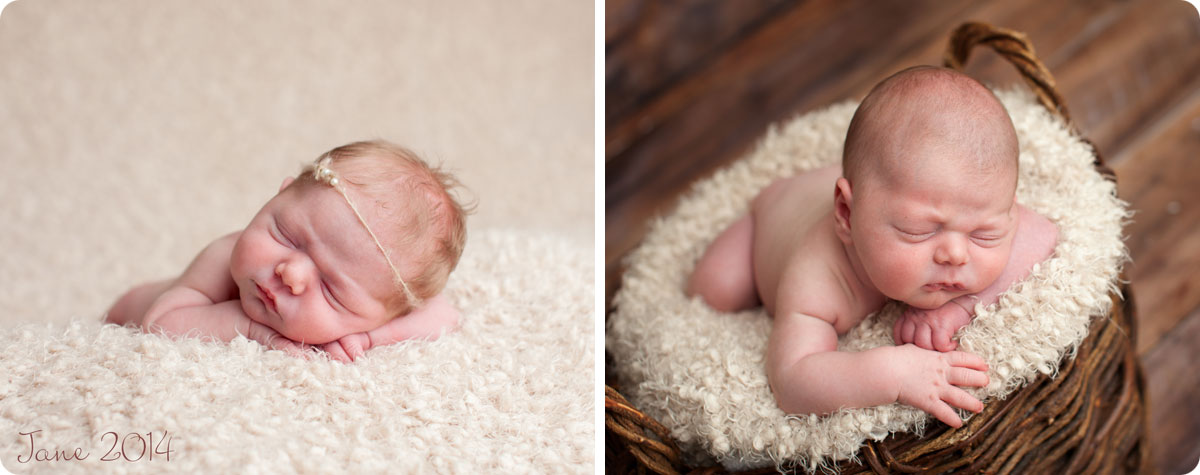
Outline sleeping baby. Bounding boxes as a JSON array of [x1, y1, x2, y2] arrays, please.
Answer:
[[106, 140, 469, 362], [687, 66, 1059, 427]]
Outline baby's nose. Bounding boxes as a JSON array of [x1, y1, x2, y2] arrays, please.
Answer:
[[275, 262, 306, 295], [934, 239, 969, 266]]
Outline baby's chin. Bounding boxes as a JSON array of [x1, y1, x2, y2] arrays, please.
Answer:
[[902, 290, 968, 310], [236, 297, 340, 345]]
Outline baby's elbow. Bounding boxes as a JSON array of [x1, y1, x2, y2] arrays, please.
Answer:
[[104, 295, 131, 325], [771, 379, 824, 417], [140, 305, 185, 336], [437, 307, 460, 338], [767, 357, 812, 415], [139, 310, 166, 334], [417, 299, 461, 341]]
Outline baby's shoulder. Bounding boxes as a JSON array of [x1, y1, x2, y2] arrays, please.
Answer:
[[201, 231, 241, 257], [772, 244, 866, 333], [173, 231, 242, 303], [213, 230, 242, 247]]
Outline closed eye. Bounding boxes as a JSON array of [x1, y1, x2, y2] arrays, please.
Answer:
[[321, 280, 343, 311], [971, 234, 1003, 246], [271, 222, 295, 248], [898, 228, 935, 241]]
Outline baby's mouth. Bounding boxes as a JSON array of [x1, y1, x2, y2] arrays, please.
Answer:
[[256, 282, 278, 313], [923, 282, 966, 292]]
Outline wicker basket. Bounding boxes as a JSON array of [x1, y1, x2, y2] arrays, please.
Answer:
[[605, 22, 1151, 474]]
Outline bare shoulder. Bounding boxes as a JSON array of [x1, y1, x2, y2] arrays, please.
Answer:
[[1016, 204, 1057, 236], [752, 165, 841, 210], [764, 216, 871, 334], [1011, 203, 1059, 263], [208, 231, 242, 253], [175, 231, 242, 302], [752, 167, 843, 312]]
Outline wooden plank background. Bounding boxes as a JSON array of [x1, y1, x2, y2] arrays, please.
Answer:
[[605, 1, 1200, 472]]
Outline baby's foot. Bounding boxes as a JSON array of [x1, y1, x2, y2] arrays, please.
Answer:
[[893, 302, 973, 352]]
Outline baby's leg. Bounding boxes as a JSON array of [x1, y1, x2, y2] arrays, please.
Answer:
[[686, 214, 759, 312]]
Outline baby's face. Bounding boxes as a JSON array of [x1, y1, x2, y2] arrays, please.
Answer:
[[229, 182, 398, 344], [848, 164, 1017, 310]]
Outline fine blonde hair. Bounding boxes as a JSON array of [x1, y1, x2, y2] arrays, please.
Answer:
[[294, 140, 471, 316]]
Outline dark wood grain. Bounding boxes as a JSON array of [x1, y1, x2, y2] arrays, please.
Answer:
[[1142, 305, 1200, 474], [1115, 88, 1200, 354], [606, 0, 796, 123], [1048, 0, 1200, 166]]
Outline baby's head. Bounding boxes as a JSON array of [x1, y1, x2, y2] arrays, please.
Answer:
[[833, 66, 1020, 309], [230, 140, 469, 344]]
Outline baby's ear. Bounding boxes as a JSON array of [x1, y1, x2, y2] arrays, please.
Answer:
[[279, 177, 295, 192], [833, 177, 854, 242]]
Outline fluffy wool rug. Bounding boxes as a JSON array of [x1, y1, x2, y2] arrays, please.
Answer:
[[0, 1, 594, 473], [1, 230, 593, 473], [607, 87, 1129, 471]]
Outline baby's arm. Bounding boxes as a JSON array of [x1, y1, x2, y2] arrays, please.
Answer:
[[895, 204, 1059, 351], [138, 233, 308, 354], [106, 278, 173, 326], [769, 310, 989, 427], [320, 293, 460, 362]]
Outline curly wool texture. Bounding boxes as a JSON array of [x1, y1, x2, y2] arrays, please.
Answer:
[[0, 229, 594, 474], [606, 88, 1130, 471]]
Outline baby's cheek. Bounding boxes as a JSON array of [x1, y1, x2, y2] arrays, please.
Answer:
[[871, 247, 925, 298], [974, 248, 1008, 288]]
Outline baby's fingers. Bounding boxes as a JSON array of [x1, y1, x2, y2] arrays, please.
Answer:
[[893, 317, 904, 345], [945, 351, 988, 372], [274, 340, 314, 360], [948, 367, 989, 388], [932, 327, 957, 352], [914, 323, 933, 351], [321, 342, 353, 363], [942, 386, 984, 415], [895, 317, 914, 346], [924, 399, 965, 428]]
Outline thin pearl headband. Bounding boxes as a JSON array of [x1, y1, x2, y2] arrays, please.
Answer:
[[312, 156, 421, 307]]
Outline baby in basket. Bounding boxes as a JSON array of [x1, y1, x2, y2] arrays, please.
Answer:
[[688, 66, 1059, 427], [106, 140, 470, 363]]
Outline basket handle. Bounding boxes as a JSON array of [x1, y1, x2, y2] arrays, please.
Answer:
[[943, 22, 1114, 181], [944, 22, 1070, 121]]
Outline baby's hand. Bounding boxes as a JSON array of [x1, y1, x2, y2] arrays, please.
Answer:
[[244, 320, 314, 358], [320, 332, 372, 363], [889, 345, 989, 428], [893, 301, 972, 352]]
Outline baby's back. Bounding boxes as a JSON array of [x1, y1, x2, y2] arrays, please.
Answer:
[[750, 165, 881, 332]]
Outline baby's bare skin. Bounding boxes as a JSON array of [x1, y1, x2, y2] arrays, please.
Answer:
[[687, 66, 1059, 427], [107, 230, 459, 363], [690, 164, 1057, 427], [107, 146, 463, 362]]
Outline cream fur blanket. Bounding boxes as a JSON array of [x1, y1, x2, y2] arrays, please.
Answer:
[[0, 1, 594, 473], [607, 88, 1129, 471], [1, 230, 593, 473]]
